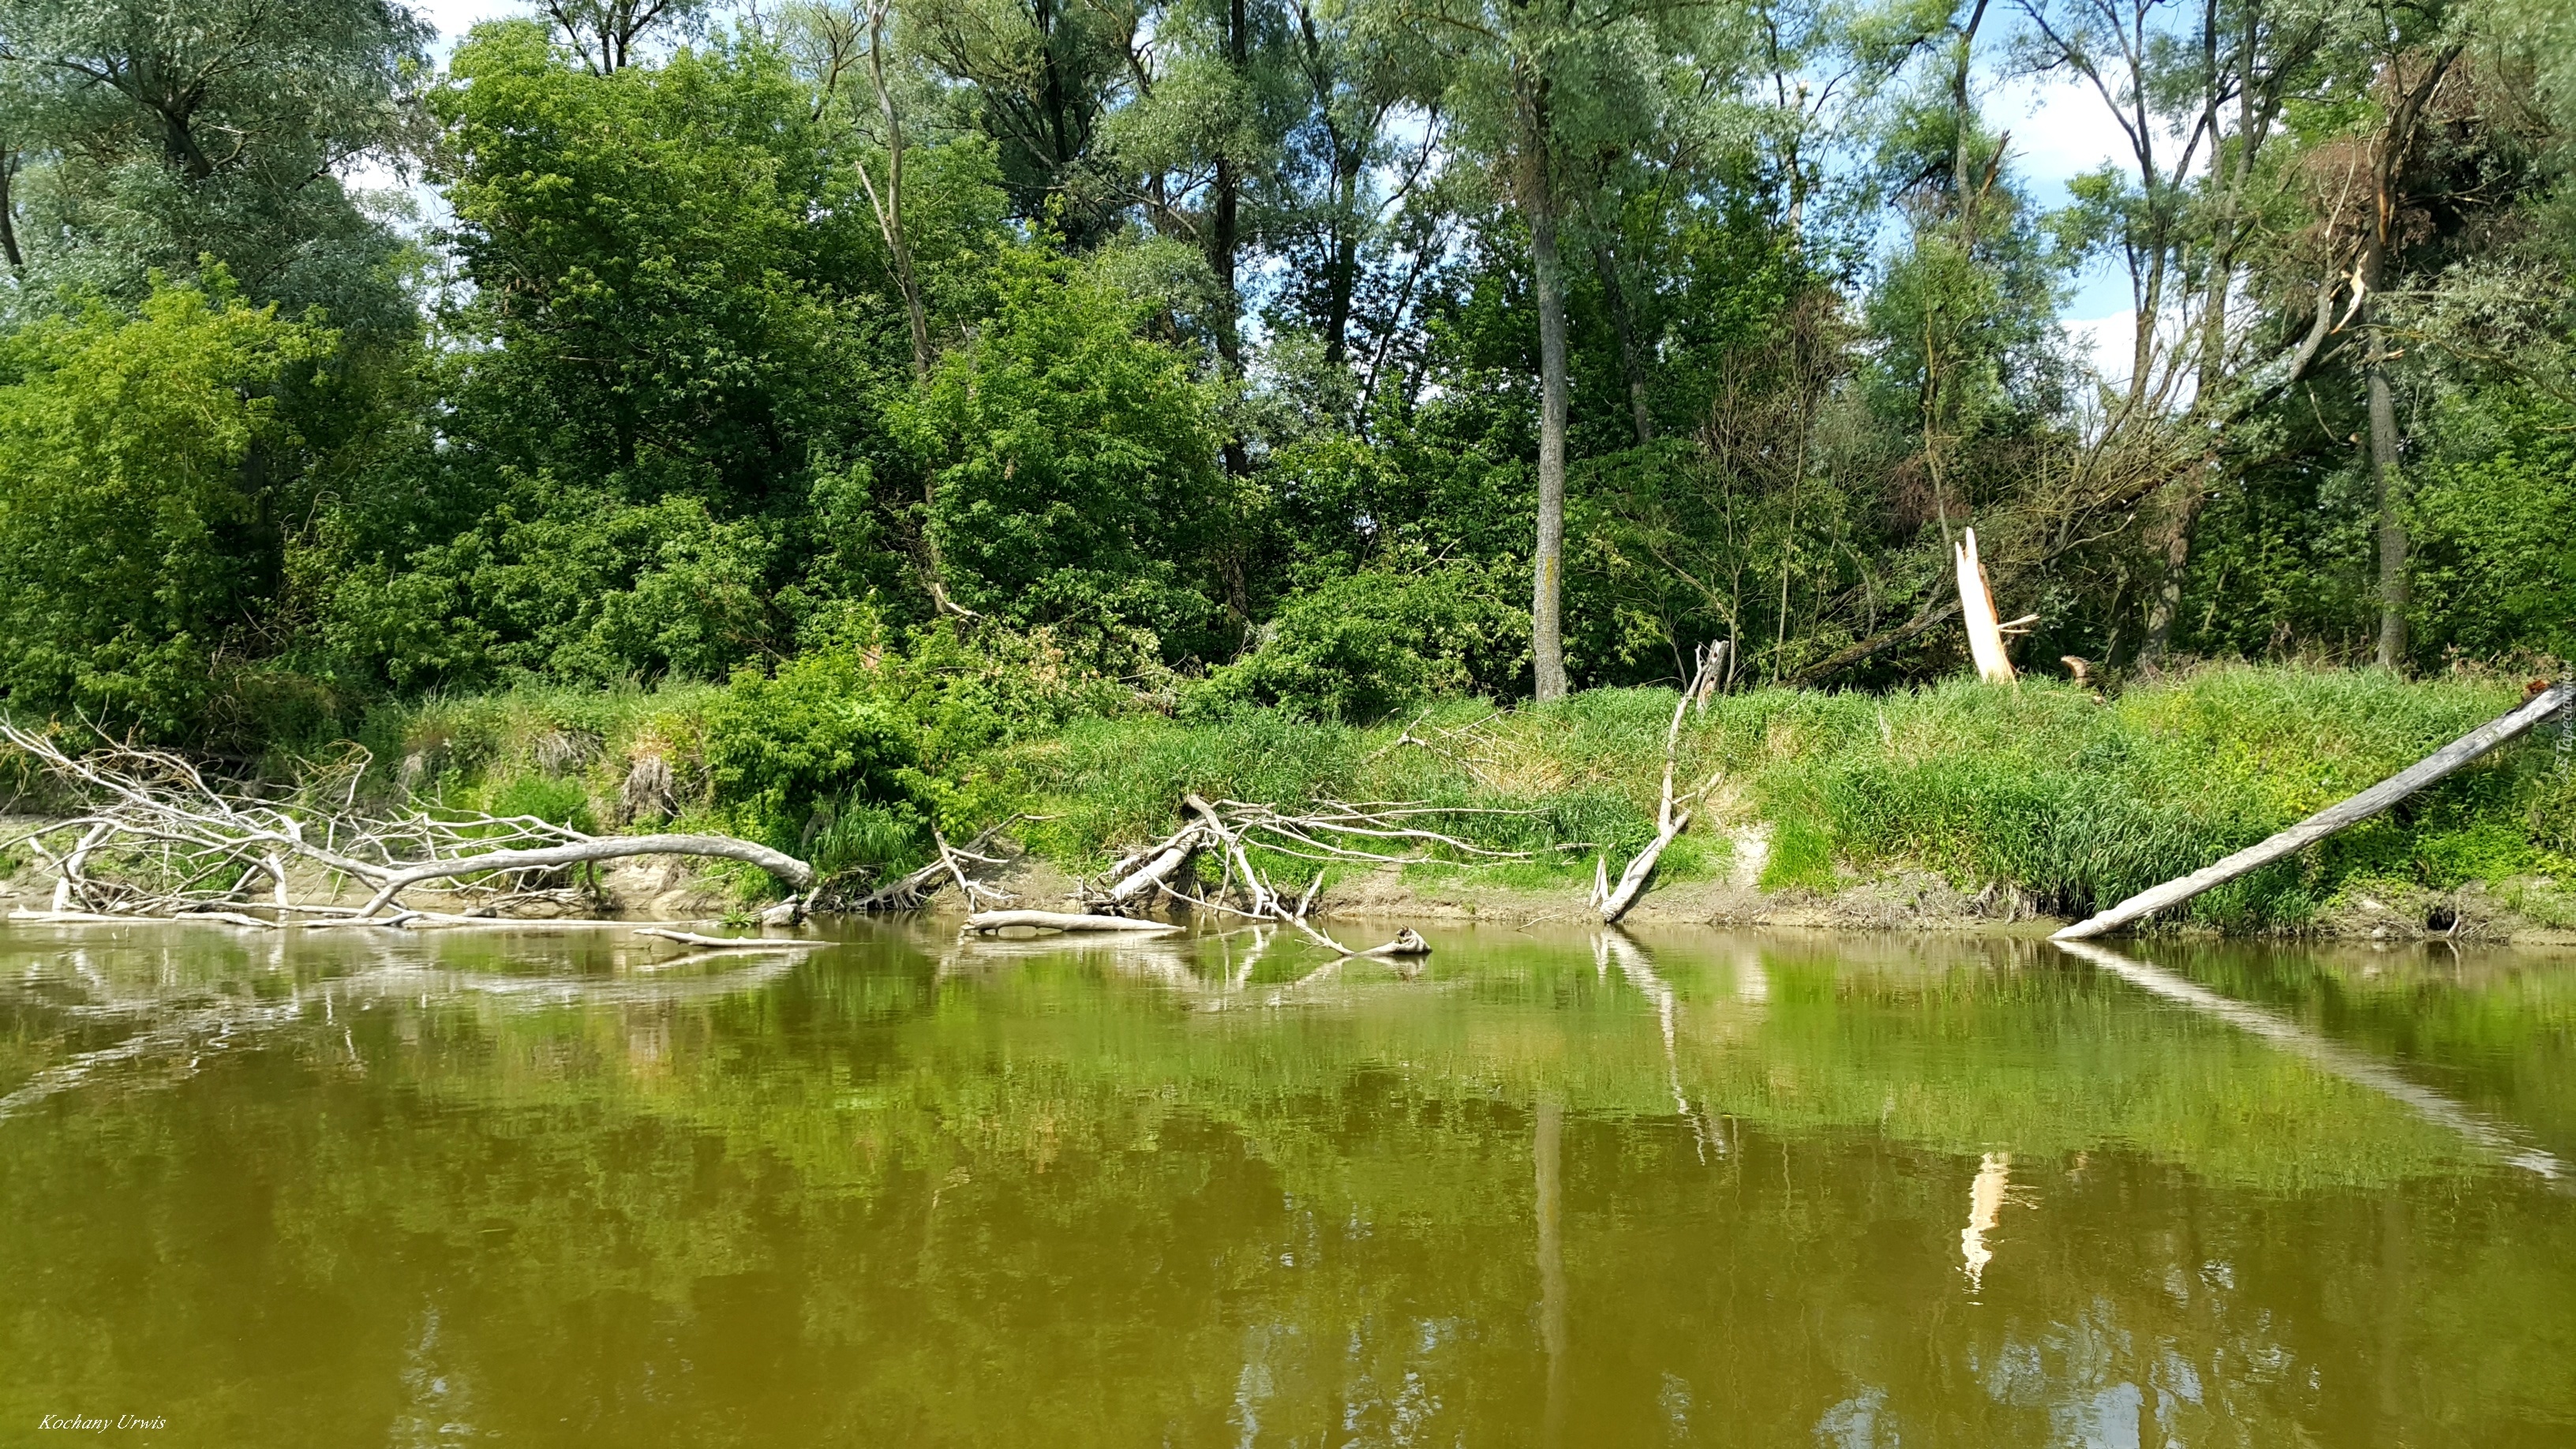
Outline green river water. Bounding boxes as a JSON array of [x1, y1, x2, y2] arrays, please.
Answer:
[[2, 919, 2573, 1446]]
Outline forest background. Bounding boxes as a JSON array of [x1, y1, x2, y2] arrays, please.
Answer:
[[2, 0, 2574, 922]]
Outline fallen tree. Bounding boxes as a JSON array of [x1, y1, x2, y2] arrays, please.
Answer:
[[1, 723, 812, 923], [2054, 681, 2575, 939]]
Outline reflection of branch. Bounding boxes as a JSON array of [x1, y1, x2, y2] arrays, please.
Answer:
[[1596, 930, 1717, 1159], [2054, 940, 2568, 1184], [0, 955, 795, 1120]]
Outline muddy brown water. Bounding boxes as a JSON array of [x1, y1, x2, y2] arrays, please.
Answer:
[[2, 920, 2572, 1446]]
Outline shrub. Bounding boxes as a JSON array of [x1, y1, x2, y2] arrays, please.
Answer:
[[1188, 564, 1529, 722], [702, 647, 918, 848], [0, 277, 331, 738]]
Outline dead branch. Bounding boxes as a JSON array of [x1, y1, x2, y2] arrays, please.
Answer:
[[1, 722, 811, 923], [1597, 642, 1726, 923]]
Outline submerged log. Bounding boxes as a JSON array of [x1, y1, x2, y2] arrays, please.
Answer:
[[2055, 682, 2574, 940], [963, 910, 1185, 936], [635, 927, 826, 949]]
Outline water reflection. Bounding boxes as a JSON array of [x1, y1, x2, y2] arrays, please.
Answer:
[[2055, 938, 2569, 1182], [1961, 1152, 2010, 1291], [0, 921, 2571, 1445]]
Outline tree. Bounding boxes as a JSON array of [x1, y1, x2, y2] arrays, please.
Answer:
[[1365, 0, 1740, 699], [430, 22, 877, 516], [0, 0, 430, 340], [889, 246, 1237, 664], [0, 276, 331, 735]]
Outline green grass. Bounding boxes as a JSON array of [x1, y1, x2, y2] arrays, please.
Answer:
[[355, 665, 2574, 930]]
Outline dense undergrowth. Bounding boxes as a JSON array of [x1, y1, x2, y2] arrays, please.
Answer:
[[331, 640, 2576, 931]]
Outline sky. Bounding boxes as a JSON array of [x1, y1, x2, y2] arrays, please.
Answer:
[[396, 0, 2148, 377]]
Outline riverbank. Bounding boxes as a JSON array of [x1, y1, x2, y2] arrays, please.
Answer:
[[6, 665, 2571, 939], [122, 664, 2563, 941]]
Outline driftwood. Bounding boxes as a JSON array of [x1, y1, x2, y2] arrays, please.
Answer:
[[2055, 682, 2575, 939], [349, 834, 810, 916], [851, 824, 1019, 912], [963, 910, 1185, 936], [0, 722, 811, 923], [635, 927, 826, 949], [1089, 796, 1543, 908], [1103, 824, 1204, 904], [1595, 642, 1725, 924]]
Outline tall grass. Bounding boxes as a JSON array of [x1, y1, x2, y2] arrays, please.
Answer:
[[360, 665, 2574, 928]]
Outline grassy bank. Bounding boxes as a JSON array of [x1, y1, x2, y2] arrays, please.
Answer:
[[352, 663, 2576, 934]]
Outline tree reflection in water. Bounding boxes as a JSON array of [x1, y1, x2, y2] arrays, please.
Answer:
[[0, 920, 2572, 1445]]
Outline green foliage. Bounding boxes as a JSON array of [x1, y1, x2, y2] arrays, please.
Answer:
[[0, 0, 431, 342], [432, 24, 882, 515], [486, 774, 599, 834], [2406, 387, 2576, 665], [1188, 562, 1528, 721], [0, 278, 331, 736], [323, 488, 781, 688], [895, 245, 1238, 664], [702, 647, 919, 847]]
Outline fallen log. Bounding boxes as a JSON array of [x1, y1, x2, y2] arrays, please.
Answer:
[[963, 910, 1185, 937], [354, 834, 811, 916], [2055, 682, 2574, 940], [635, 927, 827, 949]]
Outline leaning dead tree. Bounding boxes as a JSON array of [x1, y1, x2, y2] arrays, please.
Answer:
[[2, 723, 811, 924], [1593, 642, 1727, 924], [2056, 680, 2575, 940]]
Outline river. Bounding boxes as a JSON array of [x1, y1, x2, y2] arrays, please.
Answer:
[[3, 920, 2572, 1445]]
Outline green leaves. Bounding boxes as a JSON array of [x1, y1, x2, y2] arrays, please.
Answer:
[[893, 245, 1237, 665], [0, 279, 331, 734]]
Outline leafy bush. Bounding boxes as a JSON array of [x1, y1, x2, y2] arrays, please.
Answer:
[[324, 488, 781, 689], [487, 774, 598, 833], [893, 245, 1239, 665], [702, 647, 918, 848], [1188, 564, 1529, 722], [0, 277, 331, 737]]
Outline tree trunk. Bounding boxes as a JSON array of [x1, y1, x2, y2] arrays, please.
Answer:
[[1589, 238, 1654, 445], [2140, 485, 2203, 668], [1211, 0, 1249, 379], [2368, 332, 2407, 668], [1950, 0, 1992, 211], [865, 2, 933, 380], [1522, 74, 1570, 702], [0, 149, 21, 270]]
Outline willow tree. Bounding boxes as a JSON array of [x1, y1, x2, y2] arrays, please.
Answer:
[[0, 0, 430, 339], [1368, 0, 1743, 699]]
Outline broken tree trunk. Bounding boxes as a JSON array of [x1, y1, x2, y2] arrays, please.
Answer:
[[1956, 526, 2015, 684], [1597, 642, 1725, 924], [2055, 683, 2574, 940]]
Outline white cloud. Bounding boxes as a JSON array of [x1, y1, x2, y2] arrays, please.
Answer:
[[1990, 71, 2140, 204]]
